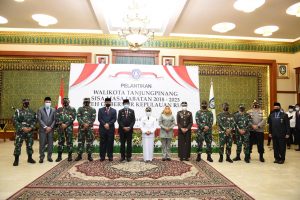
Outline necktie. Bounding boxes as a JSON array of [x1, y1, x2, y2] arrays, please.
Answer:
[[106, 107, 109, 115], [125, 109, 128, 118], [46, 108, 50, 116]]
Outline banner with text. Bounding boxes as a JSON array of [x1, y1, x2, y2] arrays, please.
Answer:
[[69, 64, 200, 128]]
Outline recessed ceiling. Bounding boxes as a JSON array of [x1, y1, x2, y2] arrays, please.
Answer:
[[0, 0, 299, 41]]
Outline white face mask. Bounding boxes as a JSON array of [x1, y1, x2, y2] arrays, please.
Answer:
[[182, 106, 187, 111], [146, 112, 151, 117], [124, 104, 129, 109], [296, 107, 300, 111], [289, 109, 293, 112], [45, 102, 51, 108]]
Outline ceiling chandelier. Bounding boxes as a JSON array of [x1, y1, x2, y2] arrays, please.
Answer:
[[118, 1, 154, 51]]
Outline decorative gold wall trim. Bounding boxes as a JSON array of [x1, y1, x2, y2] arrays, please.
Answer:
[[0, 31, 299, 53]]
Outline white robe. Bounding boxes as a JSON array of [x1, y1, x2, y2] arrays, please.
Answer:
[[141, 116, 157, 161]]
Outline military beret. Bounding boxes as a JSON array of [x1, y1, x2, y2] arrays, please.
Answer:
[[145, 107, 151, 112], [222, 102, 229, 107], [105, 97, 111, 102], [274, 102, 281, 107], [83, 98, 90, 102], [123, 99, 129, 104], [63, 97, 69, 100], [181, 102, 188, 106], [22, 98, 30, 102], [44, 97, 51, 101], [252, 100, 259, 105]]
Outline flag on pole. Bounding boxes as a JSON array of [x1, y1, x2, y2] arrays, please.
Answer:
[[57, 77, 64, 109], [209, 79, 216, 125]]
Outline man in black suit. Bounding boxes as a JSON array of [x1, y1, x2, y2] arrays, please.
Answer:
[[295, 104, 300, 151], [118, 99, 135, 162], [98, 97, 117, 161], [268, 102, 290, 164]]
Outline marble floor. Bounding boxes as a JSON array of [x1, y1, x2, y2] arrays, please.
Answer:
[[0, 140, 299, 200]]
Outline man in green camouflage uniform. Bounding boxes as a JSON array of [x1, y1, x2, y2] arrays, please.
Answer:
[[55, 98, 76, 162], [195, 100, 214, 162], [217, 102, 235, 163], [75, 98, 96, 162], [233, 104, 252, 163], [12, 99, 37, 166]]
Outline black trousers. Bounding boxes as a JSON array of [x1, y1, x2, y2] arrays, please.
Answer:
[[287, 128, 295, 147], [249, 131, 264, 154], [119, 131, 133, 158], [99, 128, 115, 159], [272, 135, 286, 161], [178, 130, 191, 159]]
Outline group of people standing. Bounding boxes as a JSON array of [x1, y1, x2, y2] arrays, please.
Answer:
[[12, 96, 293, 166]]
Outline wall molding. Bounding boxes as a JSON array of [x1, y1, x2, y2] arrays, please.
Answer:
[[277, 91, 297, 94], [0, 31, 299, 53]]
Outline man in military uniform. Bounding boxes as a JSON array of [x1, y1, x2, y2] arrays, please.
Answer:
[[247, 100, 266, 162], [195, 100, 213, 162], [217, 102, 235, 163], [177, 102, 193, 161], [12, 99, 37, 166], [75, 98, 96, 162], [268, 102, 290, 164], [55, 98, 76, 162], [233, 104, 252, 163]]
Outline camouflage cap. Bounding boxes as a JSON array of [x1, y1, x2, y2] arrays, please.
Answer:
[[252, 100, 259, 105], [201, 100, 207, 105], [239, 103, 245, 108], [83, 97, 90, 102], [222, 102, 229, 108], [63, 97, 70, 103], [181, 102, 188, 106]]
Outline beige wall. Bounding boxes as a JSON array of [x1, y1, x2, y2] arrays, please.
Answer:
[[1, 44, 299, 110]]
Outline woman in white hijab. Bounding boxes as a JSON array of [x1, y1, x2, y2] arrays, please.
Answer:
[[141, 107, 157, 162]]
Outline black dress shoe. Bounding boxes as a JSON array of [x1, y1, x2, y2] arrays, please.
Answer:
[[295, 149, 300, 151], [127, 158, 132, 162], [108, 158, 113, 162], [119, 157, 125, 162], [100, 158, 105, 162], [162, 158, 166, 161], [278, 160, 285, 164], [39, 159, 43, 163], [166, 158, 171, 161], [185, 158, 189, 161], [273, 160, 279, 163], [47, 158, 53, 162]]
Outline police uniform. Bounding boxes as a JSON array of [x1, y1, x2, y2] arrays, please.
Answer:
[[75, 98, 96, 161], [217, 102, 235, 163], [55, 98, 76, 162], [13, 99, 37, 166], [195, 100, 213, 162], [177, 102, 193, 161], [233, 104, 252, 163]]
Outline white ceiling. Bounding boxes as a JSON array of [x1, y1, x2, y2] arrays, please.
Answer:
[[0, 0, 299, 41]]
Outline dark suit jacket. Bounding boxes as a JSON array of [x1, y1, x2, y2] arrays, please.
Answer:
[[98, 107, 117, 133], [295, 111, 300, 130], [117, 108, 135, 132], [37, 107, 56, 132], [268, 111, 290, 138]]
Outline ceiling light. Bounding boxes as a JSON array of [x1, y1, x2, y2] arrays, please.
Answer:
[[14, 0, 25, 2], [32, 14, 57, 27], [254, 26, 279, 37], [286, 2, 300, 17], [212, 22, 236, 33], [234, 0, 265, 13], [0, 16, 8, 24], [118, 1, 154, 50]]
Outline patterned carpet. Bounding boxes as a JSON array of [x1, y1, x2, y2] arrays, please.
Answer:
[[8, 155, 254, 200]]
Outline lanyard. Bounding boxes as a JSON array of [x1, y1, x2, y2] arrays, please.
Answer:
[[275, 112, 280, 119]]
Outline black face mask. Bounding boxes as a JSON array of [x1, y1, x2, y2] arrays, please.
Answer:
[[105, 103, 111, 107], [254, 105, 259, 108], [23, 102, 29, 108], [239, 107, 245, 112], [63, 102, 69, 107], [223, 107, 229, 112], [274, 108, 280, 112], [84, 101, 90, 106], [201, 105, 207, 109]]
